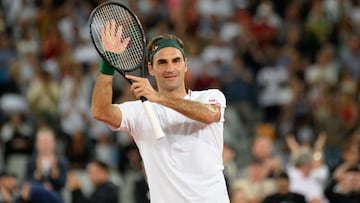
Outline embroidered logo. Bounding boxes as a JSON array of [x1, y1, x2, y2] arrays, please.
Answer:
[[151, 45, 158, 52]]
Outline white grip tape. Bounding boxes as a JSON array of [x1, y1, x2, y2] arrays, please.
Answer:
[[142, 100, 165, 139]]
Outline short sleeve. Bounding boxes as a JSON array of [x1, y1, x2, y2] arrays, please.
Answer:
[[196, 89, 226, 122], [203, 89, 226, 107], [110, 101, 141, 134]]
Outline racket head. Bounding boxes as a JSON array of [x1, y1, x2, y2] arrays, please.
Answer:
[[89, 1, 146, 75]]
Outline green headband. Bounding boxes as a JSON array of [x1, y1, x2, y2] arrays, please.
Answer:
[[148, 38, 185, 63]]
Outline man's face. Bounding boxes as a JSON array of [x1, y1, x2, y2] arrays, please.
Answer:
[[0, 176, 17, 191], [148, 47, 187, 93], [36, 132, 55, 155], [87, 163, 106, 185]]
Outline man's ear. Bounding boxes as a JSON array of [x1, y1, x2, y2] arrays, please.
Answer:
[[148, 62, 155, 76]]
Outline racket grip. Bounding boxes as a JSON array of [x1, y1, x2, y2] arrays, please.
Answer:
[[142, 100, 165, 139]]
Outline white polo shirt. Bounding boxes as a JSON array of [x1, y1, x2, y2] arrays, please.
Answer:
[[114, 89, 229, 203]]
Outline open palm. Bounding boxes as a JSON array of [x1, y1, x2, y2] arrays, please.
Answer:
[[100, 19, 130, 54]]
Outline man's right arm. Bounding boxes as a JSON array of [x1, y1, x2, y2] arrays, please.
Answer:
[[91, 74, 122, 129]]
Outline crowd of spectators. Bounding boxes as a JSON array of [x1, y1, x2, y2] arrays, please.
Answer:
[[0, 0, 359, 203]]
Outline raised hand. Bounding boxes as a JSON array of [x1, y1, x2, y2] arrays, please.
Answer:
[[100, 19, 130, 54], [286, 134, 300, 154], [314, 131, 327, 152]]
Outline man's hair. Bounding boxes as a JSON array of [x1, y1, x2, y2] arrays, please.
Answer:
[[146, 33, 185, 64], [0, 170, 17, 178], [276, 171, 289, 180], [36, 126, 55, 137], [293, 151, 312, 167], [91, 159, 110, 173]]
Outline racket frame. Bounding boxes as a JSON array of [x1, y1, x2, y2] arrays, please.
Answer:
[[89, 1, 165, 139]]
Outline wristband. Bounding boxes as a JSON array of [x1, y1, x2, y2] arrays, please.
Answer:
[[99, 59, 115, 75]]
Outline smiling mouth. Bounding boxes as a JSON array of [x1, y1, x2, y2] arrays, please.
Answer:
[[164, 75, 177, 80]]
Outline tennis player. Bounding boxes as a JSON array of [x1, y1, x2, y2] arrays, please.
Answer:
[[91, 24, 230, 202]]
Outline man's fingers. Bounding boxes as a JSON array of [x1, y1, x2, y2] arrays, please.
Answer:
[[125, 74, 141, 81], [105, 21, 111, 36], [110, 19, 116, 37], [116, 25, 130, 51], [121, 37, 130, 51], [116, 25, 123, 39]]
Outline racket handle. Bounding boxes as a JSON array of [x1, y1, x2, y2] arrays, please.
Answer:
[[142, 100, 165, 139]]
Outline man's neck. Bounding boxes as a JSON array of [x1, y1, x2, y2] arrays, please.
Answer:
[[158, 88, 187, 99]]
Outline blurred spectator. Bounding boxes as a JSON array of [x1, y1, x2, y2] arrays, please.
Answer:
[[325, 165, 360, 203], [27, 67, 61, 132], [286, 132, 330, 194], [117, 142, 143, 203], [0, 112, 33, 164], [230, 186, 250, 203], [8, 53, 40, 96], [59, 65, 90, 139], [64, 131, 91, 170], [251, 1, 281, 45], [24, 127, 68, 195], [0, 171, 19, 203], [232, 159, 276, 203], [330, 140, 359, 180], [335, 80, 359, 132], [310, 87, 347, 168], [262, 172, 306, 203], [21, 182, 64, 203], [192, 63, 220, 91], [304, 0, 334, 58], [305, 44, 338, 89], [287, 150, 327, 203], [339, 33, 360, 81], [220, 56, 255, 114], [0, 32, 18, 96], [251, 135, 283, 178], [118, 142, 143, 176], [256, 46, 291, 122], [0, 171, 63, 203], [67, 160, 119, 203], [94, 132, 118, 169]]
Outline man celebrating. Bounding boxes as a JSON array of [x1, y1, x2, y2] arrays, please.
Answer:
[[91, 21, 229, 203]]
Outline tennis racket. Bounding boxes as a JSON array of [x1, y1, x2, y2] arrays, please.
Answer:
[[89, 1, 165, 139]]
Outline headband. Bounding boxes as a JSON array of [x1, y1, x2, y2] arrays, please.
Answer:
[[148, 38, 185, 63]]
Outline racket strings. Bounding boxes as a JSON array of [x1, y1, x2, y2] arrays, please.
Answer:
[[91, 4, 144, 72]]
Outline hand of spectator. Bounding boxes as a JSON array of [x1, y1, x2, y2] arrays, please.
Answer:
[[286, 134, 300, 154], [67, 172, 81, 191], [0, 185, 12, 202], [49, 155, 59, 178], [20, 182, 30, 201], [336, 172, 352, 193], [314, 131, 327, 152], [333, 162, 351, 181]]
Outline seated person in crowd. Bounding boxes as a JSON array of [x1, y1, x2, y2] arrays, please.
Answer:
[[0, 171, 19, 203], [262, 172, 306, 203], [24, 127, 68, 194], [0, 170, 63, 203], [68, 160, 119, 203], [233, 159, 276, 203]]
